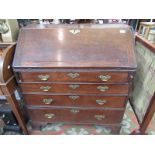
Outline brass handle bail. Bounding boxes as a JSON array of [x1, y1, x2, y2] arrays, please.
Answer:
[[96, 99, 107, 105], [67, 73, 79, 79], [45, 114, 55, 119], [70, 109, 80, 114], [43, 98, 53, 105], [38, 74, 50, 81], [98, 75, 111, 81], [69, 95, 79, 100], [94, 115, 105, 120], [97, 86, 109, 92], [40, 86, 51, 92]]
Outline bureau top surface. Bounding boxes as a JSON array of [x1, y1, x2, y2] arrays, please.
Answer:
[[13, 24, 136, 70]]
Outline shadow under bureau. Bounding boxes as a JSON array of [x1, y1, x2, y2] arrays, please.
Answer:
[[12, 24, 137, 134]]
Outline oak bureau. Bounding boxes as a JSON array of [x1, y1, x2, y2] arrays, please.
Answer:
[[12, 24, 137, 134]]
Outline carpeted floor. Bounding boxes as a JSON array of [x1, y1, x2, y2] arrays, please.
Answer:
[[1, 101, 155, 135]]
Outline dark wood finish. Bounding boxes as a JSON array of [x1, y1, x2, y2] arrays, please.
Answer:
[[20, 71, 129, 83], [13, 24, 137, 134], [0, 76, 16, 95], [24, 94, 127, 108], [20, 83, 129, 94], [13, 24, 136, 69], [27, 108, 124, 124]]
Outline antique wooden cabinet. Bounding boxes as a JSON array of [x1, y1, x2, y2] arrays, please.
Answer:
[[13, 24, 137, 134]]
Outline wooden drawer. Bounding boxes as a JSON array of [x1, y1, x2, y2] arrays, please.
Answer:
[[20, 71, 129, 83], [27, 108, 124, 124], [24, 94, 127, 108], [20, 83, 129, 94]]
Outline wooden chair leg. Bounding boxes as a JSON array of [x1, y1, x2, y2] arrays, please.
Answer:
[[139, 93, 155, 134], [6, 94, 28, 134]]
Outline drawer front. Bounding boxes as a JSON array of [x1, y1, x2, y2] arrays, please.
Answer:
[[27, 108, 124, 124], [24, 94, 127, 108], [20, 72, 129, 83], [20, 83, 129, 94]]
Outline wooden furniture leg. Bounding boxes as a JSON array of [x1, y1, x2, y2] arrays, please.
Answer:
[[6, 94, 28, 134]]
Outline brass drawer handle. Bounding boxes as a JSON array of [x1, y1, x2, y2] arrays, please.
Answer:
[[70, 109, 80, 114], [97, 85, 109, 92], [98, 75, 111, 81], [69, 84, 80, 90], [45, 114, 55, 119], [69, 95, 79, 100], [67, 73, 79, 79], [40, 86, 51, 92], [94, 115, 105, 120], [96, 99, 107, 105], [38, 74, 50, 81], [43, 98, 53, 105]]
